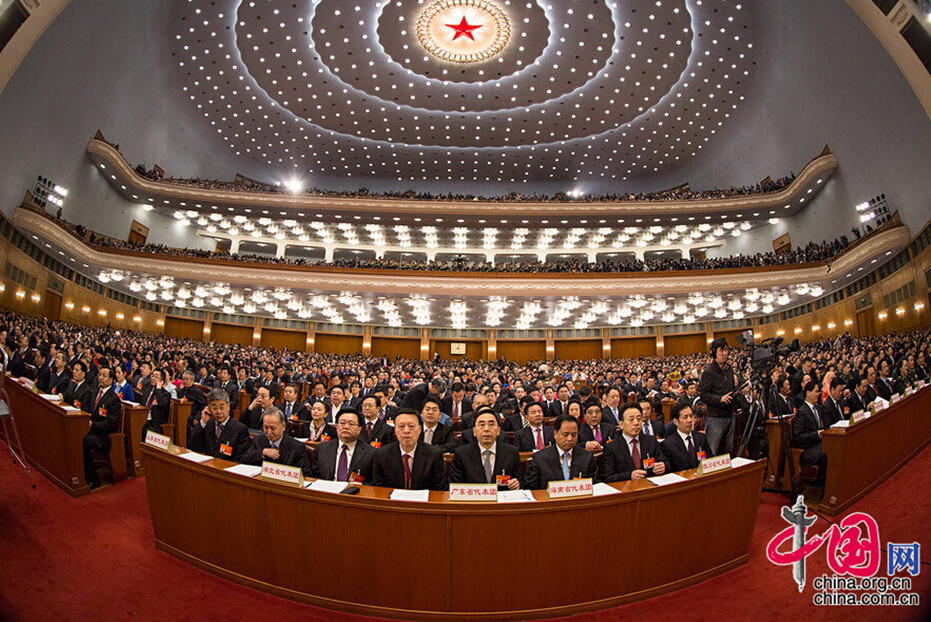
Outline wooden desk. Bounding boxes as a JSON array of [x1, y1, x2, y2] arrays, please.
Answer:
[[121, 401, 150, 477], [763, 416, 795, 491], [142, 445, 765, 620], [4, 379, 91, 496], [820, 386, 931, 516], [165, 399, 192, 448]]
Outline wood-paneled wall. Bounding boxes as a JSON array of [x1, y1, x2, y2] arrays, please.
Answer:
[[371, 337, 420, 360], [315, 333, 363, 355], [554, 339, 602, 361], [261, 328, 306, 353], [610, 337, 657, 359], [496, 340, 546, 365], [663, 334, 707, 357], [211, 323, 254, 347], [431, 340, 486, 361], [164, 317, 204, 341]]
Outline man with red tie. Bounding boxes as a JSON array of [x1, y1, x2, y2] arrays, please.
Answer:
[[515, 401, 554, 452], [578, 403, 616, 452], [372, 409, 446, 491], [600, 403, 669, 482], [81, 363, 123, 490]]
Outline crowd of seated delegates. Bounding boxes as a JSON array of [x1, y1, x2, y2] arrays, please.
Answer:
[[2, 310, 927, 491], [50, 211, 851, 273], [133, 162, 796, 203]]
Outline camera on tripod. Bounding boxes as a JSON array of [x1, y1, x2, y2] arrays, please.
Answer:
[[735, 329, 800, 377]]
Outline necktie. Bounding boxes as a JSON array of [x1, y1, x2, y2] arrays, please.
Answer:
[[366, 421, 374, 439], [95, 388, 103, 408], [337, 444, 349, 481], [786, 397, 793, 413], [594, 426, 602, 444], [812, 405, 821, 428], [146, 391, 154, 408], [483, 449, 493, 484], [561, 452, 570, 480], [425, 427, 434, 445], [402, 454, 412, 489], [631, 438, 641, 470], [454, 402, 460, 419], [686, 434, 694, 455], [285, 402, 292, 419], [644, 421, 652, 436], [216, 421, 224, 441], [535, 428, 543, 450]]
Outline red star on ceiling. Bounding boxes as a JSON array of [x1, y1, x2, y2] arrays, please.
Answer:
[[445, 15, 482, 41]]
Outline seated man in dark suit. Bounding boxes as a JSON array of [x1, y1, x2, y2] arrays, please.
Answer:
[[188, 388, 252, 461], [81, 365, 124, 490], [661, 402, 712, 472], [515, 401, 555, 452], [768, 375, 796, 418], [179, 370, 208, 430], [820, 377, 845, 427], [280, 383, 308, 422], [637, 399, 665, 440], [359, 394, 396, 446], [33, 345, 51, 393], [792, 381, 828, 482], [601, 403, 669, 482], [240, 385, 276, 431], [312, 409, 375, 483], [242, 407, 313, 478], [449, 406, 521, 489], [522, 415, 598, 490], [441, 381, 473, 421], [578, 403, 616, 452], [845, 377, 869, 417], [47, 352, 71, 396], [63, 360, 94, 413], [372, 409, 447, 491], [419, 395, 457, 453]]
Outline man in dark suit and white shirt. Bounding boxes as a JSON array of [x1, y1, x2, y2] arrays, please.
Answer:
[[81, 364, 124, 490], [599, 387, 622, 426], [178, 370, 208, 430], [449, 407, 521, 489], [578, 403, 616, 452], [792, 381, 828, 478], [821, 378, 845, 427], [359, 395, 396, 446], [601, 403, 669, 482], [280, 383, 308, 421], [401, 377, 447, 413], [216, 366, 239, 405], [372, 409, 447, 491], [312, 409, 375, 483], [846, 377, 870, 416], [240, 386, 276, 431], [63, 360, 94, 413], [522, 415, 598, 490], [419, 395, 457, 453], [242, 407, 312, 478], [638, 399, 665, 439], [548, 384, 571, 418], [661, 402, 712, 472], [442, 382, 472, 420], [188, 388, 252, 462], [515, 401, 554, 452], [47, 352, 71, 396]]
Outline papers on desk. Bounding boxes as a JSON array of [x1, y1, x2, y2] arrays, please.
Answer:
[[293, 437, 310, 443], [592, 482, 622, 497], [62, 406, 82, 413], [647, 473, 689, 487], [389, 489, 430, 502], [121, 400, 139, 406], [831, 420, 851, 429], [731, 457, 757, 468], [179, 451, 212, 464], [497, 489, 535, 503], [224, 464, 262, 477], [305, 479, 348, 493], [40, 393, 61, 401]]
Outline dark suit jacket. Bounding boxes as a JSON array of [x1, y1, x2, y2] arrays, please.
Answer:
[[63, 380, 94, 413], [662, 431, 711, 472], [187, 417, 251, 461], [876, 377, 894, 401], [549, 401, 570, 419], [420, 422, 457, 453], [48, 368, 71, 395], [242, 433, 313, 477], [87, 387, 123, 437], [281, 401, 308, 421], [769, 392, 796, 417], [144, 387, 173, 432], [502, 413, 526, 433], [601, 433, 669, 482], [372, 441, 447, 491], [9, 350, 26, 378], [400, 383, 433, 412], [34, 363, 52, 393], [449, 441, 521, 484], [638, 417, 665, 439], [820, 397, 843, 428], [178, 385, 207, 423], [312, 439, 375, 483], [522, 445, 598, 490], [792, 402, 825, 466], [239, 405, 265, 430], [359, 417, 396, 446], [845, 392, 867, 417], [441, 396, 473, 419], [577, 422, 617, 447], [515, 425, 555, 452], [217, 379, 239, 405], [600, 405, 621, 426]]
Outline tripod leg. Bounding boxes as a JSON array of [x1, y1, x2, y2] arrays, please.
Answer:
[[2, 415, 35, 488]]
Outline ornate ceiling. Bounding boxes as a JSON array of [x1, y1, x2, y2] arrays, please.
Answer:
[[170, 0, 760, 185]]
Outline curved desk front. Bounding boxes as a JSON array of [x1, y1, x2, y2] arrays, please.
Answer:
[[142, 445, 765, 620]]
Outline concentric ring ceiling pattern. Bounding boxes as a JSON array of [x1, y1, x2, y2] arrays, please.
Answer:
[[172, 0, 757, 183]]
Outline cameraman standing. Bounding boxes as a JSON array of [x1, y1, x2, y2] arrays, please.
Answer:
[[699, 338, 737, 457]]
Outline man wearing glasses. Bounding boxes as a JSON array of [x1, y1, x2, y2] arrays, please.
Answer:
[[312, 408, 375, 483]]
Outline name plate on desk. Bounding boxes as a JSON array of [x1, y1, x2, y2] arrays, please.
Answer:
[[261, 462, 304, 487], [448, 483, 497, 502], [698, 454, 732, 476], [890, 393, 902, 404], [905, 386, 915, 396], [144, 430, 173, 452], [850, 410, 868, 425], [547, 478, 593, 499]]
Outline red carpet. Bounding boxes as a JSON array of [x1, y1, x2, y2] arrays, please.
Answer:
[[1, 445, 929, 622]]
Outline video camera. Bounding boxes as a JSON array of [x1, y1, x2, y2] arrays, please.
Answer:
[[735, 329, 800, 375]]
